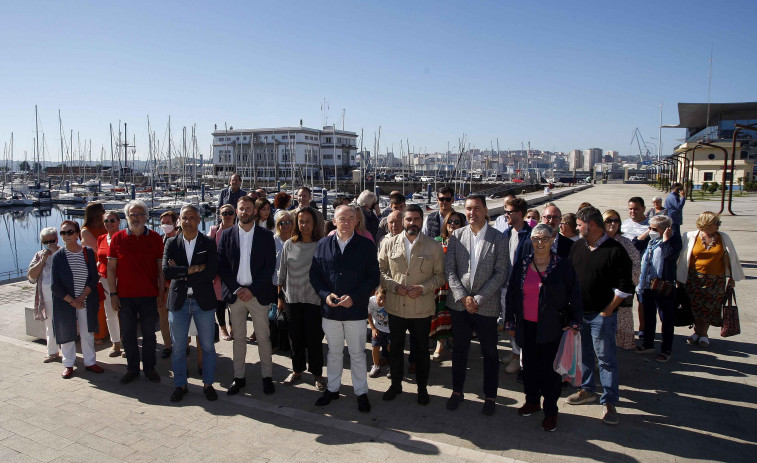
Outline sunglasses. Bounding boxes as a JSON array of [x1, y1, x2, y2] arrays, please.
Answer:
[[104, 218, 119, 224], [447, 219, 461, 225], [41, 239, 56, 245], [60, 230, 77, 236], [438, 197, 453, 202], [221, 211, 236, 217], [503, 210, 518, 215], [604, 218, 621, 224], [278, 220, 293, 226]]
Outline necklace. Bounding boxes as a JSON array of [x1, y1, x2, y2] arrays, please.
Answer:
[[700, 232, 718, 251]]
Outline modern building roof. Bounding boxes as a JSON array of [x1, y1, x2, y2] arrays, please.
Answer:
[[211, 126, 357, 136], [663, 102, 757, 129]]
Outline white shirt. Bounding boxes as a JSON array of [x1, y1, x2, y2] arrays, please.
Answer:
[[469, 223, 489, 287], [621, 218, 649, 239], [336, 231, 354, 254], [402, 231, 418, 267], [508, 228, 520, 265], [236, 225, 255, 286], [183, 234, 197, 295], [493, 215, 508, 233]]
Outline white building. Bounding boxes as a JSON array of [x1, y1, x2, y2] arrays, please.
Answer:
[[212, 125, 357, 182], [582, 148, 603, 171], [568, 150, 583, 170]]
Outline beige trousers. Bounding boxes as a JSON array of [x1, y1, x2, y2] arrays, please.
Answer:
[[229, 296, 273, 379]]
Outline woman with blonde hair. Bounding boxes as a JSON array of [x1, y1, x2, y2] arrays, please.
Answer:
[[602, 209, 640, 350], [677, 212, 743, 348]]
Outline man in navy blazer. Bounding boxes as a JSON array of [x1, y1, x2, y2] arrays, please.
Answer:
[[216, 173, 247, 209], [217, 196, 277, 396], [310, 205, 380, 413], [162, 205, 219, 402]]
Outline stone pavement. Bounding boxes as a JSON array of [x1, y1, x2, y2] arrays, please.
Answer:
[[1, 182, 756, 462]]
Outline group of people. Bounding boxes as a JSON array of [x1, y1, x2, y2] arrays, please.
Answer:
[[27, 175, 743, 433]]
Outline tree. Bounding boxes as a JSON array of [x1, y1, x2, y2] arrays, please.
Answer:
[[701, 182, 709, 196], [708, 182, 719, 195], [18, 160, 30, 171]]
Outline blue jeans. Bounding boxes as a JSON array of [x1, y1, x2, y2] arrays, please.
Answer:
[[169, 298, 217, 387], [580, 312, 619, 405]]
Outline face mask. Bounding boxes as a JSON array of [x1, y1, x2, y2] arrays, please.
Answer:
[[44, 243, 56, 251], [526, 219, 537, 228], [648, 231, 661, 241], [161, 224, 175, 234]]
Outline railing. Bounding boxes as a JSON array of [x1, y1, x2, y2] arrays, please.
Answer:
[[0, 268, 26, 285]]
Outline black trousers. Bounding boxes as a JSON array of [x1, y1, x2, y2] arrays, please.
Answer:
[[216, 300, 227, 326], [388, 314, 431, 389], [120, 296, 158, 373], [287, 303, 324, 376], [522, 320, 562, 417], [451, 309, 499, 398]]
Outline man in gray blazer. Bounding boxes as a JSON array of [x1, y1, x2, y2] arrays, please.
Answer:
[[444, 194, 509, 416]]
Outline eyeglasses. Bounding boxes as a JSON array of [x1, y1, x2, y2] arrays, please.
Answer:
[[531, 236, 551, 243], [278, 220, 293, 226], [41, 239, 56, 245], [104, 218, 119, 224], [543, 215, 561, 221], [128, 212, 146, 218], [604, 218, 621, 224], [59, 230, 77, 236], [221, 211, 236, 217], [447, 219, 461, 225], [438, 197, 453, 202]]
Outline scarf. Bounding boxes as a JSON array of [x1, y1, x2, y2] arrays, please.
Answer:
[[637, 238, 664, 301]]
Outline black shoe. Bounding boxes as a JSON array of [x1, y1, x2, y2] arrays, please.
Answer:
[[161, 348, 172, 359], [170, 386, 188, 402], [262, 377, 275, 395], [516, 369, 524, 384], [144, 369, 161, 383], [482, 399, 496, 416], [227, 377, 247, 395], [204, 385, 218, 401], [417, 387, 430, 406], [382, 385, 402, 401], [446, 393, 464, 411], [120, 370, 140, 384], [315, 390, 339, 406], [198, 367, 202, 376], [357, 393, 371, 413]]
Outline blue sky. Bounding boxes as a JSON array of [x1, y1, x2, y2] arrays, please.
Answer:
[[1, 0, 755, 163]]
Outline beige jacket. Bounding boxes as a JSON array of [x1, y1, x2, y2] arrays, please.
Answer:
[[378, 232, 446, 318]]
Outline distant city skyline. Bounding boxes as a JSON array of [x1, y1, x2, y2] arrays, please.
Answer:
[[2, 1, 755, 164]]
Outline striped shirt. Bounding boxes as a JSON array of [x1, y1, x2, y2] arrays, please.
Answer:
[[65, 249, 88, 297]]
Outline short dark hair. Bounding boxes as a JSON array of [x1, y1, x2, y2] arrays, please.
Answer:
[[671, 182, 683, 190], [628, 196, 645, 207], [438, 186, 454, 197], [160, 210, 179, 223], [297, 186, 312, 195], [576, 206, 604, 228], [389, 192, 406, 205], [404, 204, 423, 219], [237, 195, 256, 207], [505, 197, 528, 214], [465, 194, 487, 208], [230, 173, 241, 181]]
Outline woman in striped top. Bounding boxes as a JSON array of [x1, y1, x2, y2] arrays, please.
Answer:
[[51, 220, 103, 379]]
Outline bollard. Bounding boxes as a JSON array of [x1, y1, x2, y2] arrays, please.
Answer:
[[98, 180, 101, 193], [321, 188, 328, 218], [201, 183, 205, 202], [66, 181, 70, 193], [277, 181, 281, 192], [131, 185, 136, 199], [427, 183, 432, 204]]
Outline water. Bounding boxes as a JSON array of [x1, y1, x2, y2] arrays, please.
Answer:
[[0, 206, 220, 280]]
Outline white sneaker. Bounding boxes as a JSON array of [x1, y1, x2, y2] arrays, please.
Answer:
[[505, 357, 520, 374], [368, 365, 382, 378]]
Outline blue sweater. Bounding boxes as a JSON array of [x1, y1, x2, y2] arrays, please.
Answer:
[[310, 233, 380, 321]]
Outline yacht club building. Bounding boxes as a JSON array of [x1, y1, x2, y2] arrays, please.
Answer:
[[212, 125, 358, 182]]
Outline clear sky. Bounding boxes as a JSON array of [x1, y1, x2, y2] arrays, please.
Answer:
[[2, 0, 755, 163]]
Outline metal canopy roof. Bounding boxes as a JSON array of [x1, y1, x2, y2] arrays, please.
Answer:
[[663, 102, 757, 129]]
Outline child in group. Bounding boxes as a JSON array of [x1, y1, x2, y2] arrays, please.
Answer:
[[368, 287, 390, 378]]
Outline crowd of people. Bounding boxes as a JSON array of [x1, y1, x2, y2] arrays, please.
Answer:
[[28, 175, 743, 432]]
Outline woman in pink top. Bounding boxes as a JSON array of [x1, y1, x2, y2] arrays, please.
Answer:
[[504, 223, 583, 432], [209, 204, 237, 341]]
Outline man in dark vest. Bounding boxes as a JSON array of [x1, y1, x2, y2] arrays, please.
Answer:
[[422, 186, 455, 238]]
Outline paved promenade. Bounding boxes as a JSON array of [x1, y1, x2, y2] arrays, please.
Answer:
[[1, 183, 755, 462]]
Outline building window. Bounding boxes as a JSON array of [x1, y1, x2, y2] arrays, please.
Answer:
[[704, 172, 713, 182]]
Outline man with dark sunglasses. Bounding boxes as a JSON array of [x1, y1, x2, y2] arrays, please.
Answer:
[[422, 186, 455, 238]]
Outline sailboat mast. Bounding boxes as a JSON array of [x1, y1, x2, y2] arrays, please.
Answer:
[[34, 105, 40, 184], [59, 110, 65, 186]]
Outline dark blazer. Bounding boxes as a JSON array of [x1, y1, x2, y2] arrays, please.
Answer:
[[51, 247, 99, 344], [162, 232, 218, 311], [502, 222, 533, 265], [310, 233, 380, 321], [505, 254, 583, 346], [216, 187, 247, 209], [217, 224, 277, 305]]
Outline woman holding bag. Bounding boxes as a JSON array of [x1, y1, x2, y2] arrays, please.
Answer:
[[505, 223, 583, 432], [677, 212, 743, 348]]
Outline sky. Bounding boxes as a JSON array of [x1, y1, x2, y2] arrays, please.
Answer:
[[2, 0, 756, 164]]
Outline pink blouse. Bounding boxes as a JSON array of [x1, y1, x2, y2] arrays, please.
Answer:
[[523, 266, 541, 322]]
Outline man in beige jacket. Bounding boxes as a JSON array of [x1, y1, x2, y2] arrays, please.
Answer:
[[378, 204, 446, 405]]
